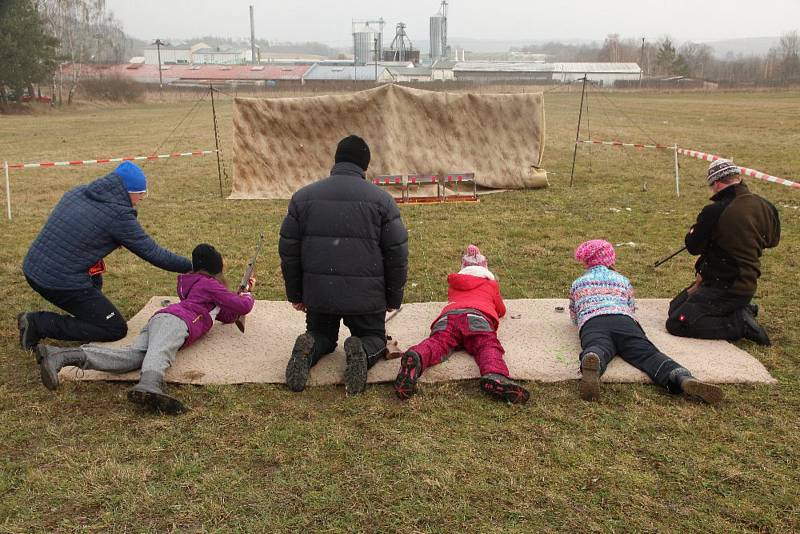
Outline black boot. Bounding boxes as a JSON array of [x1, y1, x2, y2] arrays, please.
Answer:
[[17, 312, 41, 353], [343, 336, 368, 395], [579, 352, 602, 402], [286, 333, 315, 392], [671, 369, 724, 405], [394, 350, 422, 400], [127, 371, 186, 415], [37, 345, 86, 391], [741, 308, 771, 346], [479, 373, 530, 404]]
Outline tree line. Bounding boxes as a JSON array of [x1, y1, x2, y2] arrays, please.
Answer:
[[515, 32, 800, 84], [1, 0, 127, 104]]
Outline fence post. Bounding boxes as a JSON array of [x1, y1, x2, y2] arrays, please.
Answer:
[[673, 144, 680, 197], [4, 160, 10, 220]]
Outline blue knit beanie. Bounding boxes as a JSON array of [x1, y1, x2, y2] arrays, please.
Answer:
[[114, 161, 147, 193]]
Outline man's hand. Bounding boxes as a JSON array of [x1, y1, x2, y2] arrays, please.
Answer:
[[387, 308, 396, 313], [292, 302, 306, 312]]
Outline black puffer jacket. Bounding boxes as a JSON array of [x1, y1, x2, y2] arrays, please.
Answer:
[[279, 162, 409, 315], [685, 182, 780, 296], [23, 173, 192, 290]]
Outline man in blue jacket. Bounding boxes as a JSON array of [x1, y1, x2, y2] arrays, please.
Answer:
[[17, 161, 192, 349]]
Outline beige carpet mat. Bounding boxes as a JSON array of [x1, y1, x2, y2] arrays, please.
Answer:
[[230, 84, 546, 199], [64, 298, 776, 386]]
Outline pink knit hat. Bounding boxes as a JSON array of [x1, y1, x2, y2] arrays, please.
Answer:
[[461, 244, 488, 269], [575, 240, 616, 268]]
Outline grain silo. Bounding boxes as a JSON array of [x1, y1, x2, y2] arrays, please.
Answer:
[[352, 19, 385, 66], [429, 1, 449, 60]]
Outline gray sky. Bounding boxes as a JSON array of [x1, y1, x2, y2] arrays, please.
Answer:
[[106, 0, 799, 47]]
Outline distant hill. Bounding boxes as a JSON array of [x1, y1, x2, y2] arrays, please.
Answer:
[[703, 37, 780, 58]]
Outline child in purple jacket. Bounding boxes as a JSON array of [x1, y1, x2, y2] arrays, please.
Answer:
[[35, 244, 255, 415]]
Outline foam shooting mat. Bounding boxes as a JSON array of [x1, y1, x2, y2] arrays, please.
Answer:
[[64, 298, 776, 386]]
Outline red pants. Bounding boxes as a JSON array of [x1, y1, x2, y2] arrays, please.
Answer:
[[408, 311, 509, 377]]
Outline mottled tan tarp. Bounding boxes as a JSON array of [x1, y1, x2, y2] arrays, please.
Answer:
[[230, 84, 547, 199], [66, 298, 776, 387]]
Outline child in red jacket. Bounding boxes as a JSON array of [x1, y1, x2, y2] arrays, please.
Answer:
[[394, 245, 529, 404]]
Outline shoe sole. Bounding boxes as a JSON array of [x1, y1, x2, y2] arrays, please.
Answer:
[[394, 353, 421, 400], [682, 379, 724, 405], [344, 337, 368, 395], [39, 356, 60, 391], [17, 313, 38, 354], [127, 389, 187, 415], [580, 353, 601, 402], [286, 333, 314, 392], [479, 377, 530, 404]]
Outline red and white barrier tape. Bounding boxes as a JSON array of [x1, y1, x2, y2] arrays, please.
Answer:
[[577, 139, 798, 190], [578, 139, 672, 150], [7, 150, 217, 170], [677, 148, 800, 190]]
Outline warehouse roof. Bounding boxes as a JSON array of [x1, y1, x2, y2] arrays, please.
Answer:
[[453, 62, 642, 73], [304, 64, 389, 81]]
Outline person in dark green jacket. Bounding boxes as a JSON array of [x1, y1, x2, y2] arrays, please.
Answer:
[[666, 159, 780, 345]]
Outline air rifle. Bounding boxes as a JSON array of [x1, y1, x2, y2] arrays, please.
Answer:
[[653, 246, 687, 268], [235, 233, 264, 332]]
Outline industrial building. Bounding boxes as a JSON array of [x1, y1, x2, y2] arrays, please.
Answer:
[[352, 19, 385, 66], [143, 43, 192, 65], [192, 46, 248, 65], [453, 62, 643, 85], [303, 64, 393, 82], [429, 1, 449, 60], [383, 23, 420, 64]]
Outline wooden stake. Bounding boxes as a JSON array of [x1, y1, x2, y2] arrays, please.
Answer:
[[569, 75, 588, 187]]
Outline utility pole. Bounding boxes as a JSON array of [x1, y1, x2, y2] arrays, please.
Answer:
[[374, 37, 379, 82], [154, 39, 165, 89], [640, 37, 646, 77], [569, 75, 588, 188], [249, 5, 257, 65]]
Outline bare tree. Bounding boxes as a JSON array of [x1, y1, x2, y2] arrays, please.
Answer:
[[678, 42, 713, 78], [35, 0, 125, 104], [778, 30, 800, 80]]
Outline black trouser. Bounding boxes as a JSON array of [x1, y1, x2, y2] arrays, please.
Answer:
[[666, 285, 751, 341], [305, 311, 386, 368], [25, 275, 128, 343], [579, 314, 687, 393]]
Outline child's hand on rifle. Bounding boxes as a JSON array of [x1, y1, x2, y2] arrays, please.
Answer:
[[246, 276, 256, 292]]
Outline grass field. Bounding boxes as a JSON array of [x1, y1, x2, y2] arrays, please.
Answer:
[[1, 88, 799, 532]]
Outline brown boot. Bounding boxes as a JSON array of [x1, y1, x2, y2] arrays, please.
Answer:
[[579, 352, 601, 402]]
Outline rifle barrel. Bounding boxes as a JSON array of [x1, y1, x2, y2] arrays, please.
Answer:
[[653, 246, 687, 268]]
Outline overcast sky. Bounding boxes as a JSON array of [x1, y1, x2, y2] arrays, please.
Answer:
[[106, 0, 799, 47]]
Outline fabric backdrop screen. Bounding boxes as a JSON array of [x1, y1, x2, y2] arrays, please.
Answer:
[[231, 84, 546, 199]]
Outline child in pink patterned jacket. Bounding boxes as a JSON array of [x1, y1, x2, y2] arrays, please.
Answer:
[[570, 239, 722, 404], [36, 244, 255, 415]]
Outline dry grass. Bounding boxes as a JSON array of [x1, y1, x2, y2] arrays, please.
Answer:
[[0, 87, 798, 532]]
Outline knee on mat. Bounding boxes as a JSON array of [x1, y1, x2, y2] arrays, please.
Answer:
[[103, 320, 128, 341], [665, 316, 688, 337]]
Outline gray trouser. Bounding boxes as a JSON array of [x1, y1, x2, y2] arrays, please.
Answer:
[[80, 314, 189, 376]]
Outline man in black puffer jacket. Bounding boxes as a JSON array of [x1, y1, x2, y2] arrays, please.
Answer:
[[666, 159, 780, 345], [279, 135, 409, 395], [17, 162, 192, 350]]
